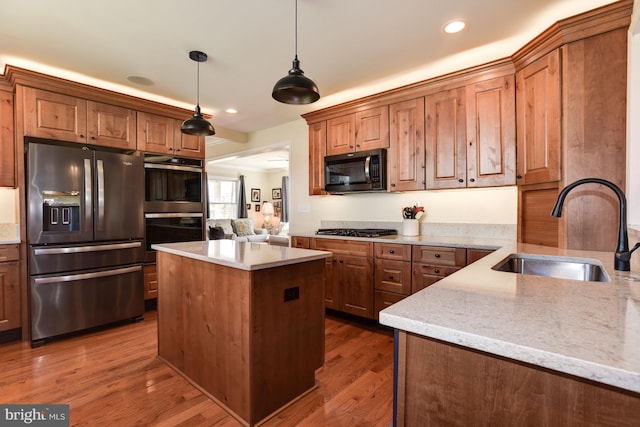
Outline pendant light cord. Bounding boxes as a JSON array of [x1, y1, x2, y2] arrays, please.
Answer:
[[196, 60, 200, 107], [294, 0, 298, 60]]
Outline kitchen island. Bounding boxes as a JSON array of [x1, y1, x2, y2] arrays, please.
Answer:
[[379, 242, 640, 426], [152, 240, 331, 427]]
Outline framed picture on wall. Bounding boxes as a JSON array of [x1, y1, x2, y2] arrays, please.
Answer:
[[251, 188, 260, 202], [272, 188, 282, 200], [255, 204, 261, 212], [246, 204, 251, 210]]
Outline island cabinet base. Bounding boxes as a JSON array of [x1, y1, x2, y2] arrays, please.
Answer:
[[395, 332, 640, 427], [157, 252, 325, 426]]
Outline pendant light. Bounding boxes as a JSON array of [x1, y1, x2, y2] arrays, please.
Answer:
[[272, 0, 320, 105], [181, 50, 215, 136]]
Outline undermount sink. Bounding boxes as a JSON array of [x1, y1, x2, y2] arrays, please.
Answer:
[[491, 254, 611, 282]]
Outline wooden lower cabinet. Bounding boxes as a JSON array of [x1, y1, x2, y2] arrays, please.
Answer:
[[411, 245, 466, 293], [0, 245, 20, 333], [143, 264, 157, 300], [310, 238, 374, 319], [395, 331, 640, 426]]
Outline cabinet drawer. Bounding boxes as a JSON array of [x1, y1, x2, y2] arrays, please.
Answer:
[[411, 263, 461, 294], [412, 246, 466, 266], [374, 290, 406, 320], [0, 244, 19, 262], [291, 236, 310, 249], [374, 242, 411, 261], [311, 238, 373, 257], [143, 264, 158, 300], [375, 259, 411, 295]]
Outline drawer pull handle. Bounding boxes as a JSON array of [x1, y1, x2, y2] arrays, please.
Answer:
[[389, 250, 395, 254], [434, 253, 441, 258], [434, 268, 440, 274], [389, 275, 394, 280]]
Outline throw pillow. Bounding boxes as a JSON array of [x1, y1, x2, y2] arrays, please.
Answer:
[[214, 221, 234, 236], [232, 219, 255, 237], [208, 226, 225, 240]]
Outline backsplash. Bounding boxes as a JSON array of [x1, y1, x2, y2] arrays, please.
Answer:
[[0, 223, 20, 243], [320, 221, 516, 240]]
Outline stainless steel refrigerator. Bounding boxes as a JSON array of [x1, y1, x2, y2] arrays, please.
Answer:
[[26, 139, 145, 345]]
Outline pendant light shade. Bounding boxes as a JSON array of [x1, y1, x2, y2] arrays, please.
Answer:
[[272, 0, 320, 105], [181, 50, 215, 136]]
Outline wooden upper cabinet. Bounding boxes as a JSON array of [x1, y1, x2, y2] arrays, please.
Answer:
[[0, 90, 15, 187], [137, 111, 174, 155], [22, 87, 138, 150], [173, 120, 205, 158], [23, 87, 88, 143], [388, 97, 425, 192], [515, 49, 561, 185], [137, 112, 203, 158], [425, 87, 467, 189], [308, 121, 327, 195], [466, 75, 516, 187], [326, 106, 389, 155], [327, 114, 355, 155], [87, 101, 136, 150]]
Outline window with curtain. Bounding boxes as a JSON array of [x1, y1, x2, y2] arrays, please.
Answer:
[[208, 178, 238, 219]]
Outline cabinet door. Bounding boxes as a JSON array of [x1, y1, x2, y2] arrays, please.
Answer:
[[23, 87, 88, 143], [87, 101, 136, 150], [327, 114, 356, 155], [388, 98, 425, 191], [0, 261, 20, 332], [173, 120, 205, 159], [290, 236, 310, 249], [515, 49, 561, 185], [324, 256, 339, 310], [308, 121, 327, 195], [338, 255, 374, 319], [374, 290, 405, 320], [425, 87, 467, 189], [137, 111, 174, 155], [355, 106, 389, 151], [411, 263, 460, 294], [466, 75, 516, 187], [0, 90, 15, 187]]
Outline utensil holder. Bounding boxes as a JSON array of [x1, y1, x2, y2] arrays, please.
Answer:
[[402, 219, 419, 236]]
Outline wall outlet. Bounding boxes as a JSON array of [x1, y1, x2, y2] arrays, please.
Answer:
[[284, 286, 300, 302]]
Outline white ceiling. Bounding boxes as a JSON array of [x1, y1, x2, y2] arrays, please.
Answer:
[[0, 0, 619, 139]]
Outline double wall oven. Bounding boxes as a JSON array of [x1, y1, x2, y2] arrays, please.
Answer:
[[144, 155, 205, 263]]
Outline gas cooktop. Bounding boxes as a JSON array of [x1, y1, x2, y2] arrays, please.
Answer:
[[315, 228, 398, 238]]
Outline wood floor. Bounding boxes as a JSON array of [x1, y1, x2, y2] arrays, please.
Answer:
[[0, 311, 394, 426]]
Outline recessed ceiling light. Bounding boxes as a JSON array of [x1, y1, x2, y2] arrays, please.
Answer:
[[226, 108, 238, 114], [443, 20, 466, 34]]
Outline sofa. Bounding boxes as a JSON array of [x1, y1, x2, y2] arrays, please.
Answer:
[[207, 218, 269, 243]]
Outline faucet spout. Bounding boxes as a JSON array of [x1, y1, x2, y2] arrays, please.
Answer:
[[551, 178, 639, 271]]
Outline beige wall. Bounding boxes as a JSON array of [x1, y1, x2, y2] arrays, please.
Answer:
[[0, 188, 18, 223]]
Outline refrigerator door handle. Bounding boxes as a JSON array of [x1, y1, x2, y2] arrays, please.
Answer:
[[97, 159, 105, 231], [84, 158, 92, 233], [33, 241, 142, 256], [33, 265, 142, 285]]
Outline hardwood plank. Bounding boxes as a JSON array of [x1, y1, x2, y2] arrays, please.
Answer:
[[0, 311, 393, 426]]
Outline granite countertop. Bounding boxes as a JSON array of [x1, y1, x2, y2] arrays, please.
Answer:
[[0, 223, 20, 244], [379, 242, 640, 394], [152, 240, 331, 271]]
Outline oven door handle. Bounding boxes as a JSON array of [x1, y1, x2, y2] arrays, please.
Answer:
[[145, 213, 203, 219], [33, 265, 142, 285], [33, 241, 142, 255]]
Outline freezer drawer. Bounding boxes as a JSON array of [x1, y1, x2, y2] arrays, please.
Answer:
[[29, 240, 144, 275], [30, 265, 143, 342]]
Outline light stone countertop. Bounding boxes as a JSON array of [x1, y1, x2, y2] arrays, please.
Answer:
[[152, 240, 331, 271], [292, 229, 511, 250], [379, 242, 640, 394]]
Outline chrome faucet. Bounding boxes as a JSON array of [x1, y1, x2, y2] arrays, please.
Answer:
[[551, 178, 640, 271]]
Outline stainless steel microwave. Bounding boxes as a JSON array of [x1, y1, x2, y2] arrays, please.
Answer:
[[324, 148, 387, 193]]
